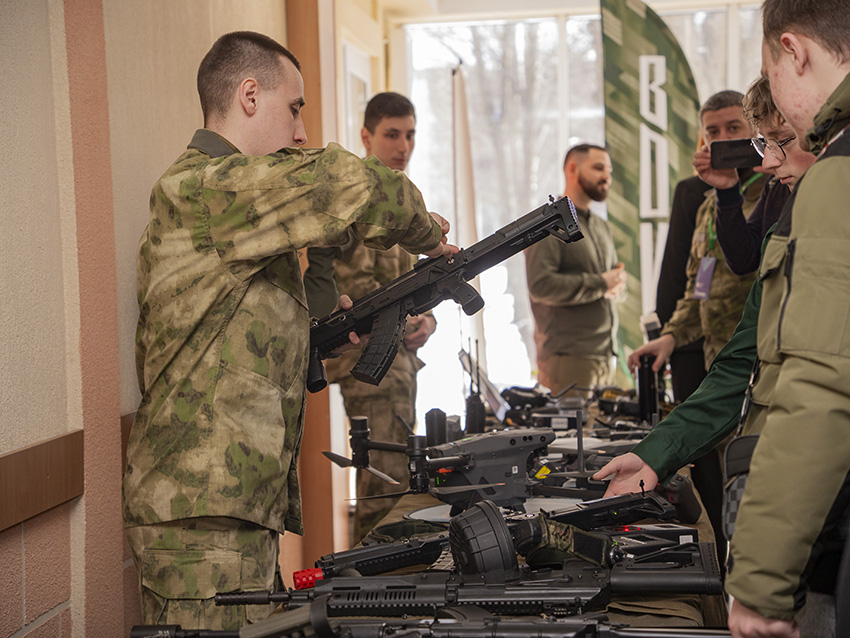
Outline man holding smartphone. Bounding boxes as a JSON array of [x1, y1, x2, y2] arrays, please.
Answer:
[[692, 79, 791, 278], [627, 91, 766, 559], [629, 91, 765, 373]]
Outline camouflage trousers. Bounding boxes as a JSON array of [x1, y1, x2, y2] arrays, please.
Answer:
[[338, 379, 416, 543], [125, 516, 281, 630]]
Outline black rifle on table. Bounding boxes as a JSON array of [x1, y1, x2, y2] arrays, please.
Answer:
[[213, 542, 721, 618], [307, 196, 582, 392], [133, 601, 733, 638], [295, 490, 680, 584]]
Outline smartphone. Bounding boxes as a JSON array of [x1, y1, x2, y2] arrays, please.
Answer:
[[710, 139, 763, 169]]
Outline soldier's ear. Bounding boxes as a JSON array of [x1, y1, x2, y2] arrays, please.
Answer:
[[361, 127, 373, 155], [239, 78, 259, 116]]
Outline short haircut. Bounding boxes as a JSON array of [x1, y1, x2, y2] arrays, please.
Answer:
[[197, 31, 301, 126], [563, 143, 607, 169], [763, 0, 850, 64], [363, 92, 415, 133], [698, 90, 744, 123], [742, 75, 783, 130]]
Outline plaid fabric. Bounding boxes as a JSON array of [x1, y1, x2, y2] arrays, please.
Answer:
[[722, 473, 749, 541]]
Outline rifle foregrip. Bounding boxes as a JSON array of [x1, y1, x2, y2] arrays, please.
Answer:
[[307, 347, 328, 393], [351, 303, 407, 386]]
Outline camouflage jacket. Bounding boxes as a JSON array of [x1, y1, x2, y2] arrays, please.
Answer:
[[123, 130, 441, 534], [661, 174, 765, 366]]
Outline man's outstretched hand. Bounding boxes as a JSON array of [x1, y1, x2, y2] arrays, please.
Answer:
[[593, 452, 660, 497]]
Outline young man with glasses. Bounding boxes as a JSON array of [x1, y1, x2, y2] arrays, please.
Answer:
[[690, 76, 794, 277]]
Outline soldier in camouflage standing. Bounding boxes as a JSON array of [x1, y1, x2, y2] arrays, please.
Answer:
[[123, 32, 455, 630], [304, 93, 436, 542]]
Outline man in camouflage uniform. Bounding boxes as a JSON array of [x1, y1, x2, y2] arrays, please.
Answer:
[[123, 32, 454, 630], [304, 93, 436, 542]]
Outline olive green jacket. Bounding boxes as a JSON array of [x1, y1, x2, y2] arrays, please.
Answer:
[[726, 72, 850, 618], [124, 130, 441, 535], [526, 207, 619, 360], [634, 72, 850, 618]]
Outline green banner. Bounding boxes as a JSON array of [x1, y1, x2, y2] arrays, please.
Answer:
[[600, 0, 700, 359]]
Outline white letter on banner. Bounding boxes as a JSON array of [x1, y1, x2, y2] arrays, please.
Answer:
[[640, 55, 667, 130], [640, 221, 669, 315], [638, 54, 671, 315], [639, 123, 670, 219]]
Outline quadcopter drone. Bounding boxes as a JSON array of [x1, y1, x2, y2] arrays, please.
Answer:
[[323, 415, 614, 515]]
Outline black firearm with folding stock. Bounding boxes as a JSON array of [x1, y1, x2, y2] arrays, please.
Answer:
[[307, 196, 583, 392], [132, 603, 733, 638], [131, 538, 723, 636]]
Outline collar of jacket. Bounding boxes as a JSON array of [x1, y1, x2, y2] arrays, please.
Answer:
[[806, 71, 850, 154], [187, 128, 240, 158]]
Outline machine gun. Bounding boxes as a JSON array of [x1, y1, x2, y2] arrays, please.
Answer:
[[133, 602, 735, 638], [296, 490, 680, 584], [307, 196, 582, 392], [214, 540, 720, 618]]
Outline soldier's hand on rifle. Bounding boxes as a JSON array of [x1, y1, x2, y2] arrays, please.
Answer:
[[330, 295, 368, 355], [423, 212, 460, 258], [627, 333, 675, 374], [404, 314, 437, 351], [593, 452, 659, 497]]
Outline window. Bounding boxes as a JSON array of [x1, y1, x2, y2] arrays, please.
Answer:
[[401, 3, 764, 426]]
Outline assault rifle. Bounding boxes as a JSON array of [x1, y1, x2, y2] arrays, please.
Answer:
[[307, 196, 582, 392], [132, 601, 733, 638], [214, 540, 721, 619]]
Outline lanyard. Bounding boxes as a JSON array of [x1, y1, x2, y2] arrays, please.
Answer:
[[708, 174, 762, 251]]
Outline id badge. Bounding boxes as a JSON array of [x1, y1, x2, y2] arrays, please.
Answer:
[[693, 256, 716, 300]]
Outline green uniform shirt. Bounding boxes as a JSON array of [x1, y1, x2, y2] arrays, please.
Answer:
[[726, 73, 850, 618], [123, 130, 441, 535], [526, 207, 619, 360]]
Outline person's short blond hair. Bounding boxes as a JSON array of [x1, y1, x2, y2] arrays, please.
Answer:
[[742, 75, 783, 131]]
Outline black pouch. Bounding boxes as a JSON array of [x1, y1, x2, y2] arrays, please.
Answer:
[[721, 434, 759, 541]]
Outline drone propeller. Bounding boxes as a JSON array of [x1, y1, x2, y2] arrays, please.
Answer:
[[322, 450, 400, 485], [348, 481, 507, 502]]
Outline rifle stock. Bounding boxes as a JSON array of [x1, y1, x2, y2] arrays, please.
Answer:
[[308, 196, 582, 391], [133, 605, 734, 638]]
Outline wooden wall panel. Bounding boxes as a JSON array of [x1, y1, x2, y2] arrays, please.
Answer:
[[0, 430, 84, 532]]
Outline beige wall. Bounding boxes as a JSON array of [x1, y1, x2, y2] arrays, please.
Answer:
[[104, 0, 291, 415], [0, 0, 79, 456], [0, 1, 404, 636]]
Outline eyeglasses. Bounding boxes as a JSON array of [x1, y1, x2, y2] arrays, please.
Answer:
[[751, 135, 796, 160]]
